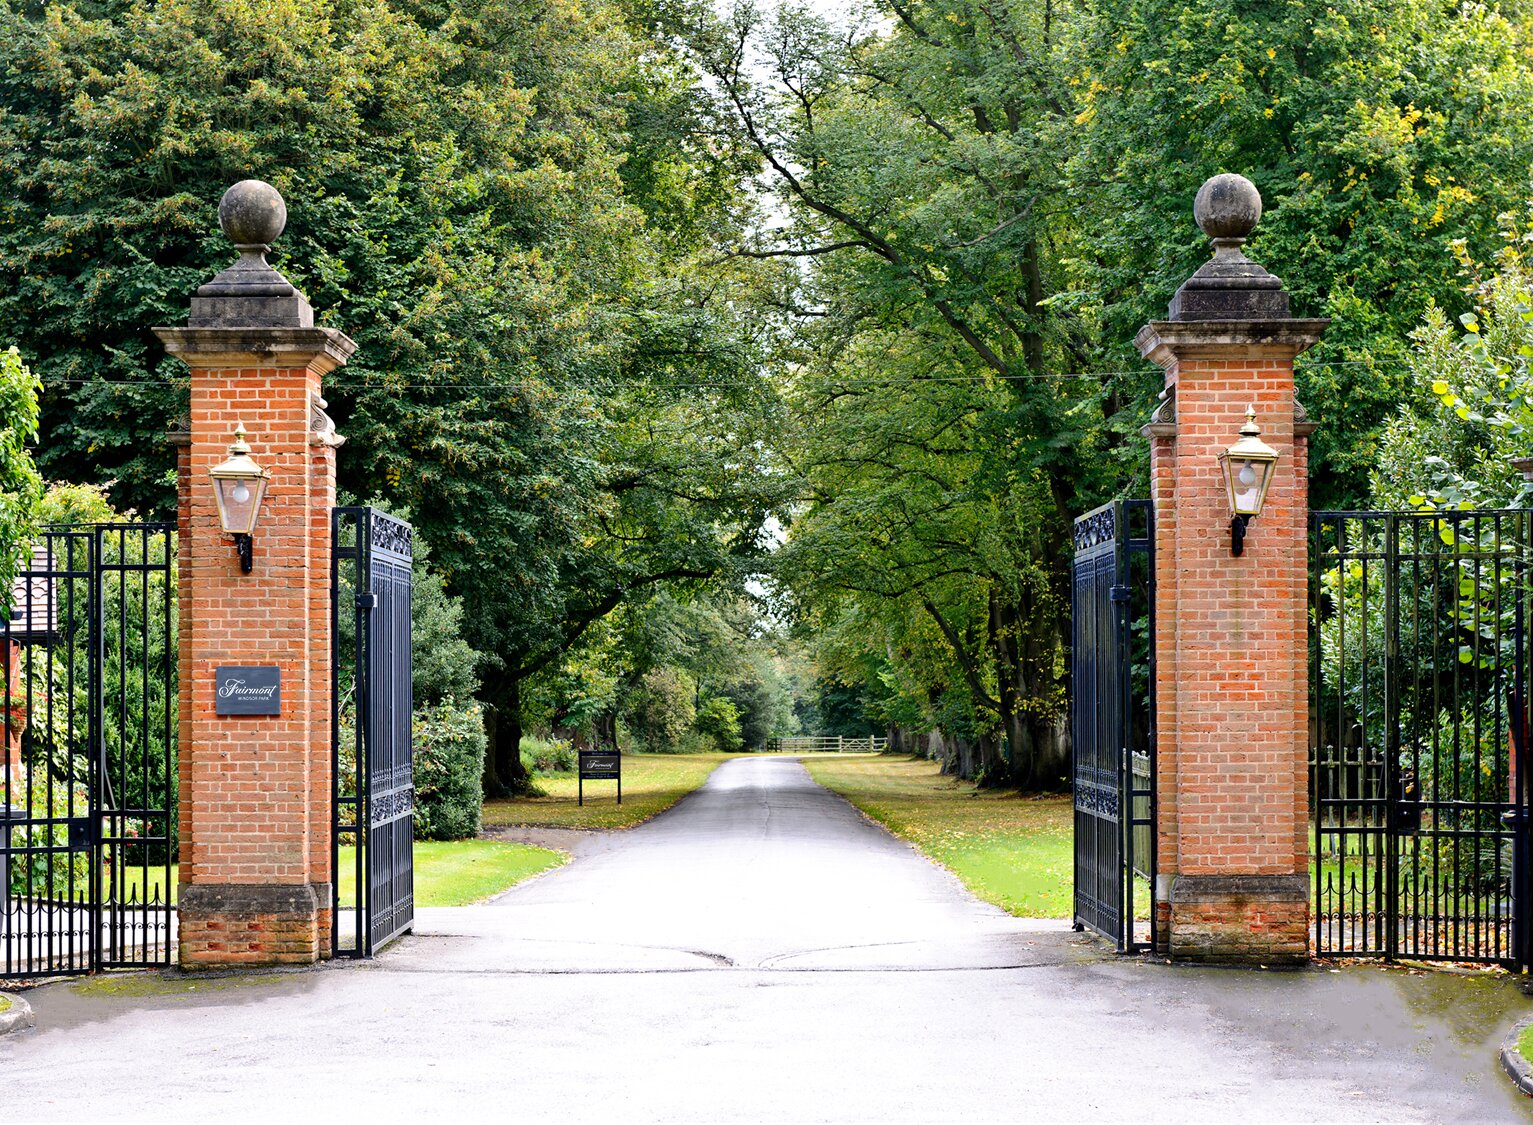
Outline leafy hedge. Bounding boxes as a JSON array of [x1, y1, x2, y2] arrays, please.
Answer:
[[412, 700, 486, 841]]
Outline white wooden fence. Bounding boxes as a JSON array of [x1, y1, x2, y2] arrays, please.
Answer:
[[764, 735, 888, 754]]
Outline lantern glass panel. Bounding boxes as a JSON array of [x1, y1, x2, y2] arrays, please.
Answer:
[[214, 474, 266, 534], [1232, 458, 1264, 515]]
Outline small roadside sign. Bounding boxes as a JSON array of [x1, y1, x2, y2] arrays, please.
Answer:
[[578, 750, 621, 806]]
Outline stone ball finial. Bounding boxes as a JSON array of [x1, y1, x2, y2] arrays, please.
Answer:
[[218, 180, 287, 249], [1193, 173, 1262, 241]]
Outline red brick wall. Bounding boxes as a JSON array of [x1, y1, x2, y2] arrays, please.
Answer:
[[169, 352, 340, 965], [1153, 355, 1309, 875], [181, 366, 329, 884], [1141, 324, 1322, 963]]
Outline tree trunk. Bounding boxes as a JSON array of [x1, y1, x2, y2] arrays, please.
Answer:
[[975, 731, 1008, 787], [1002, 541, 1072, 793], [953, 734, 981, 780], [990, 588, 1025, 788], [594, 708, 618, 750], [481, 671, 534, 798], [931, 730, 958, 775]]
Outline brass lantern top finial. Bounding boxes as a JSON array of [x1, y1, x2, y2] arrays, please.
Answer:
[[211, 422, 266, 486], [1226, 406, 1278, 465]]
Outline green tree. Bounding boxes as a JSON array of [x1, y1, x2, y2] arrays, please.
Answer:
[[0, 0, 789, 798], [623, 666, 697, 750], [689, 0, 1533, 783], [408, 539, 479, 708], [1066, 0, 1533, 507], [0, 347, 44, 608], [694, 0, 1094, 784], [694, 694, 743, 752], [1370, 207, 1533, 507]]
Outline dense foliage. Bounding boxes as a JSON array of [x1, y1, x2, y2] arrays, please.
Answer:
[[412, 700, 487, 840], [683, 0, 1533, 783], [526, 591, 803, 753], [0, 0, 789, 793], [8, 0, 1533, 789], [0, 347, 43, 608], [1314, 216, 1533, 896], [1068, 0, 1533, 506]]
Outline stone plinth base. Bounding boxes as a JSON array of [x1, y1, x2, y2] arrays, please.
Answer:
[[1166, 875, 1308, 966], [179, 883, 332, 967]]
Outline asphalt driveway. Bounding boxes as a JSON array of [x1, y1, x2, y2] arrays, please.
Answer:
[[3, 756, 1530, 1123]]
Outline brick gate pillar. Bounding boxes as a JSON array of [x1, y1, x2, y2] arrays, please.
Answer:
[[1135, 175, 1326, 965], [154, 181, 353, 967]]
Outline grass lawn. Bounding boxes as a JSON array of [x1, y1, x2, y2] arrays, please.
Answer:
[[804, 753, 1074, 918], [339, 840, 566, 905], [117, 839, 565, 908], [483, 751, 740, 830]]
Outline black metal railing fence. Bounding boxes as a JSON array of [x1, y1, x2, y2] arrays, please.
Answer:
[[1312, 509, 1533, 966]]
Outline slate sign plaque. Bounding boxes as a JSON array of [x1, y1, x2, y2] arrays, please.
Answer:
[[215, 665, 281, 716], [579, 752, 621, 780]]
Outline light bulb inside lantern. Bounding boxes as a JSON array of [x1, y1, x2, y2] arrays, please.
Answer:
[[232, 482, 251, 504], [1237, 463, 1256, 487]]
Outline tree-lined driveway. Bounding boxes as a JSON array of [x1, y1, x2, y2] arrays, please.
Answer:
[[4, 757, 1529, 1122]]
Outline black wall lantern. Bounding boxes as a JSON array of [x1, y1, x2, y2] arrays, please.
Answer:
[[210, 423, 269, 573], [1217, 407, 1279, 557]]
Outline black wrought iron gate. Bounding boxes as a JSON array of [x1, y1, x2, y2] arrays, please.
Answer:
[[1070, 500, 1155, 952], [332, 507, 414, 958], [1, 524, 177, 978], [1313, 510, 1533, 967]]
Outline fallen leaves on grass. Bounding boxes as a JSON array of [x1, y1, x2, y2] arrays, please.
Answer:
[[805, 754, 1073, 918]]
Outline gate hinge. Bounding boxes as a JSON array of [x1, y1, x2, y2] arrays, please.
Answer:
[[356, 593, 378, 611], [1110, 585, 1132, 604]]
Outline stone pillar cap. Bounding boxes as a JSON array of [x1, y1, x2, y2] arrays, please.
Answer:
[[1169, 173, 1290, 321], [188, 180, 314, 329]]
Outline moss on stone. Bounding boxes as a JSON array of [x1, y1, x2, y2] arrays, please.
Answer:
[[70, 971, 294, 999]]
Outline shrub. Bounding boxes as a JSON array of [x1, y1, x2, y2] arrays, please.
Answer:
[[695, 695, 743, 753], [412, 700, 486, 841], [6, 767, 89, 900], [520, 736, 575, 775]]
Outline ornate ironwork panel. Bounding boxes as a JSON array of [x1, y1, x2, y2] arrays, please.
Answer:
[[1, 524, 177, 978], [332, 507, 415, 958], [1313, 510, 1533, 967], [1071, 499, 1155, 952]]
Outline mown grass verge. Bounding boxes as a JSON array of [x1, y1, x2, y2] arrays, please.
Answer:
[[483, 751, 740, 830], [121, 839, 565, 908], [803, 753, 1073, 918], [341, 840, 566, 905]]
